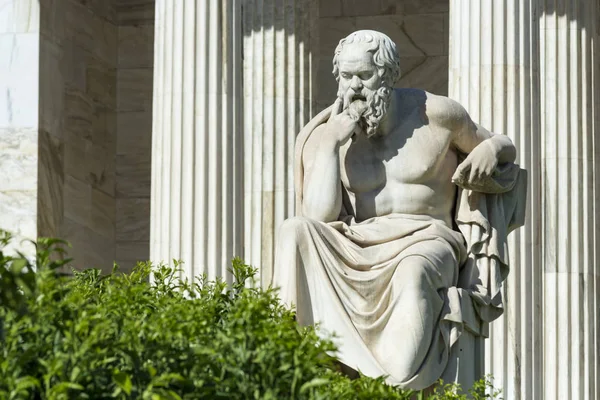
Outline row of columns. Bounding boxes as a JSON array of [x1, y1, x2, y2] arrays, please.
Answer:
[[150, 0, 317, 283], [150, 0, 599, 398], [450, 0, 599, 399]]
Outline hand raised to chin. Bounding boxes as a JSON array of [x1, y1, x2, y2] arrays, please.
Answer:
[[325, 98, 361, 145]]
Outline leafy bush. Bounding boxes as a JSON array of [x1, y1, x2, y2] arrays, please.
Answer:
[[0, 231, 500, 399]]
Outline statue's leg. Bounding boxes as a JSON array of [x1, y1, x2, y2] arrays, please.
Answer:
[[378, 241, 458, 383], [273, 216, 322, 325]]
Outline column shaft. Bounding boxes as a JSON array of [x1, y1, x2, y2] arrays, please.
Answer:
[[242, 0, 317, 286], [449, 1, 543, 398], [540, 1, 599, 399], [150, 0, 243, 281]]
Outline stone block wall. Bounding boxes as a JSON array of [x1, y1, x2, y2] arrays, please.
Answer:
[[316, 0, 449, 111], [114, 0, 155, 269], [35, 0, 155, 271], [38, 0, 118, 271]]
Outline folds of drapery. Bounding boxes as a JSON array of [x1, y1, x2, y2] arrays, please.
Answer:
[[454, 162, 527, 337]]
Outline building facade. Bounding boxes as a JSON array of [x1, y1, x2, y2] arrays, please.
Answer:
[[1, 0, 599, 398]]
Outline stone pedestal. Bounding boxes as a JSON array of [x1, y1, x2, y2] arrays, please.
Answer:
[[450, 1, 599, 398], [150, 0, 243, 281], [242, 0, 318, 286]]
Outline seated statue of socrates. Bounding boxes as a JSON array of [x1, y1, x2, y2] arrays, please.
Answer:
[[273, 30, 526, 390]]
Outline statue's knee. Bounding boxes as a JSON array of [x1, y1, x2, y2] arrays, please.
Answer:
[[398, 257, 430, 290]]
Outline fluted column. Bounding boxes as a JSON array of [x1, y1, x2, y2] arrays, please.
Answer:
[[449, 1, 543, 398], [150, 0, 243, 282], [540, 1, 599, 399], [242, 0, 318, 286], [451, 1, 600, 399]]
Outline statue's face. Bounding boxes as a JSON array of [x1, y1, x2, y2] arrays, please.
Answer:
[[336, 42, 383, 110]]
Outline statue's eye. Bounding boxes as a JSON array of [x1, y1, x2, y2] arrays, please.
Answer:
[[341, 72, 351, 80], [360, 71, 373, 80]]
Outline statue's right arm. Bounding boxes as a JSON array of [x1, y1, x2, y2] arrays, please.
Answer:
[[301, 125, 344, 222], [301, 101, 358, 222]]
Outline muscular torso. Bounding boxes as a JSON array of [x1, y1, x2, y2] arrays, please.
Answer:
[[338, 90, 459, 225]]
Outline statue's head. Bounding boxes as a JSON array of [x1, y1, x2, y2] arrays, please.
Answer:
[[332, 30, 401, 137]]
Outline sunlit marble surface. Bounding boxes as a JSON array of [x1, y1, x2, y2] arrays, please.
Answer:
[[0, 0, 39, 255]]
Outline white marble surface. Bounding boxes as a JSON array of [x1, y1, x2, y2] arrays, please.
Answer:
[[0, 128, 37, 192], [150, 0, 243, 281], [538, 2, 599, 399], [0, 33, 39, 127], [0, 0, 40, 254], [0, 0, 39, 33], [0, 190, 37, 254]]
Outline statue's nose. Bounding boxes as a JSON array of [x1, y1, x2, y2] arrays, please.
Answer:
[[351, 76, 362, 90]]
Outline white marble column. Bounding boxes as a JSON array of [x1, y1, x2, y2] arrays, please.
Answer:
[[540, 1, 599, 399], [150, 0, 243, 282], [242, 0, 318, 286], [0, 0, 40, 255], [450, 1, 600, 399], [449, 1, 543, 398]]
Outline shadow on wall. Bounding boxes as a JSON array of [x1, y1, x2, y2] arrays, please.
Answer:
[[37, 0, 155, 272]]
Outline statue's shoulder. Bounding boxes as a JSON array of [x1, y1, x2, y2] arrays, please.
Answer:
[[395, 88, 469, 132]]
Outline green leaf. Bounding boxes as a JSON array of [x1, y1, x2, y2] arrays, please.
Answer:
[[113, 371, 133, 395], [300, 377, 330, 393]]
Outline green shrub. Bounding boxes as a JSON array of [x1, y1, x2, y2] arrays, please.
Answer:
[[0, 231, 500, 399]]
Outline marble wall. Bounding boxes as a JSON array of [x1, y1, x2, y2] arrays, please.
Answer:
[[114, 0, 154, 269], [316, 0, 449, 111], [35, 0, 154, 271], [0, 0, 40, 255], [38, 0, 117, 271], [36, 0, 155, 271]]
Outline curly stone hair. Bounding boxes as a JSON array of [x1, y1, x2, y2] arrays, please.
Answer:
[[332, 30, 402, 87]]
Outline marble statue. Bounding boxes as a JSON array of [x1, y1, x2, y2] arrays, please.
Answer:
[[273, 30, 526, 390]]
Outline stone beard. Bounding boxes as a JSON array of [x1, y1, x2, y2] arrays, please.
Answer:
[[339, 84, 392, 138]]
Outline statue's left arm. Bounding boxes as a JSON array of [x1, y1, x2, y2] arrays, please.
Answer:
[[433, 96, 526, 332], [441, 99, 517, 183]]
